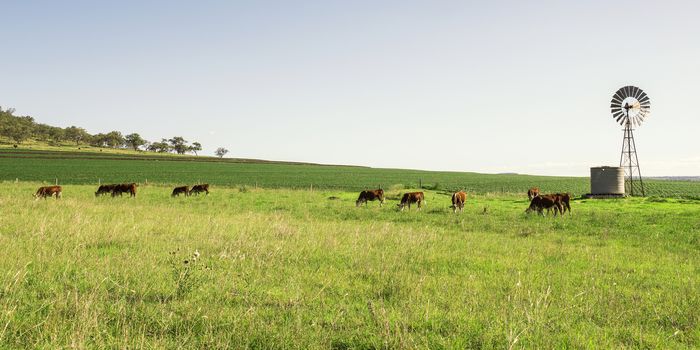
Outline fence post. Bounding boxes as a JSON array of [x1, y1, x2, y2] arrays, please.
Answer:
[[419, 179, 422, 189], [55, 178, 58, 185]]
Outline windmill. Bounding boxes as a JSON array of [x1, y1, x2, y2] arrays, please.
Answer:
[[610, 86, 650, 196]]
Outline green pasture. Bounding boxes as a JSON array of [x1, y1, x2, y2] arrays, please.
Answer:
[[2, 149, 699, 198], [0, 182, 698, 348]]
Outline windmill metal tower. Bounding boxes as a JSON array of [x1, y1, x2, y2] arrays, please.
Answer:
[[610, 86, 650, 196]]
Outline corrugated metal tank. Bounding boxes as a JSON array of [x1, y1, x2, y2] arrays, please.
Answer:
[[590, 166, 625, 195]]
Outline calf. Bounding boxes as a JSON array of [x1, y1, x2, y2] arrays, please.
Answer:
[[525, 194, 562, 216], [34, 186, 62, 200], [172, 186, 190, 197], [398, 192, 425, 211], [451, 191, 467, 213], [95, 184, 117, 197], [356, 189, 385, 207], [527, 187, 540, 201], [189, 184, 209, 196]]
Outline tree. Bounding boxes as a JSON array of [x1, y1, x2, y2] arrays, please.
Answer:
[[189, 142, 202, 155], [104, 131, 125, 148], [168, 136, 189, 154], [215, 147, 229, 158], [65, 126, 90, 146], [91, 133, 109, 147], [147, 139, 171, 153], [125, 133, 147, 151]]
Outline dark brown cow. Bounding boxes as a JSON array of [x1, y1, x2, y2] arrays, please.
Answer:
[[189, 184, 209, 196], [172, 186, 190, 197], [95, 184, 117, 197], [525, 194, 562, 216], [553, 193, 571, 214], [527, 187, 540, 201], [356, 189, 385, 207], [34, 186, 62, 200], [112, 183, 137, 197], [398, 192, 425, 211], [451, 191, 467, 213]]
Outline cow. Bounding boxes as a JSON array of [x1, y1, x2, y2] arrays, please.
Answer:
[[34, 186, 62, 200], [451, 191, 467, 213], [172, 186, 190, 197], [527, 187, 540, 201], [112, 183, 137, 197], [398, 192, 425, 211], [356, 189, 385, 207], [95, 184, 117, 197], [189, 184, 209, 196], [525, 194, 562, 216], [553, 193, 571, 214]]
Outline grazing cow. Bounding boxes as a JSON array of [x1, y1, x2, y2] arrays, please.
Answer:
[[553, 193, 571, 214], [451, 191, 467, 213], [527, 187, 540, 201], [95, 184, 117, 197], [34, 186, 62, 200], [112, 183, 137, 197], [189, 184, 209, 196], [356, 189, 385, 207], [172, 186, 190, 197], [525, 194, 562, 216], [398, 192, 425, 211]]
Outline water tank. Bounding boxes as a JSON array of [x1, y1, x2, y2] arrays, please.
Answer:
[[590, 166, 625, 195]]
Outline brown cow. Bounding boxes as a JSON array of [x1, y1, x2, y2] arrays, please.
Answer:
[[172, 186, 190, 197], [527, 187, 540, 201], [525, 194, 562, 216], [356, 189, 385, 207], [398, 192, 425, 211], [112, 183, 137, 197], [553, 193, 571, 214], [34, 186, 62, 200], [189, 184, 209, 196], [451, 191, 467, 213], [95, 184, 117, 197]]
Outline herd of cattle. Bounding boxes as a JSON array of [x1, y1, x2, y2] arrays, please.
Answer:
[[356, 187, 571, 215], [33, 184, 570, 216], [33, 183, 210, 199]]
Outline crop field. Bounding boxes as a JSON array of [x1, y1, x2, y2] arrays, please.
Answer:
[[2, 149, 699, 198], [1, 181, 699, 348]]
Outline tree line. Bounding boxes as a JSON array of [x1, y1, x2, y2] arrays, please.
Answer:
[[0, 106, 227, 156]]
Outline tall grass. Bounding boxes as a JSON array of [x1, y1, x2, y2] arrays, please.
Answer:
[[0, 183, 698, 348]]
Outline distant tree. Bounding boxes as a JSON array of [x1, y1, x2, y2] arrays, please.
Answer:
[[65, 126, 90, 146], [104, 131, 125, 148], [4, 116, 34, 144], [47, 127, 65, 143], [168, 136, 189, 154], [125, 133, 147, 151], [215, 147, 229, 158], [147, 139, 171, 153], [91, 133, 109, 147], [189, 142, 202, 155]]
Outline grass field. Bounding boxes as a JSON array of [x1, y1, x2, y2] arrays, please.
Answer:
[[1, 182, 699, 348], [2, 148, 700, 198]]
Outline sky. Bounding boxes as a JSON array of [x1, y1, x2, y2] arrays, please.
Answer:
[[1, 0, 699, 176]]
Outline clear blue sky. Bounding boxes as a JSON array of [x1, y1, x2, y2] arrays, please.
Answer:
[[1, 0, 698, 176]]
